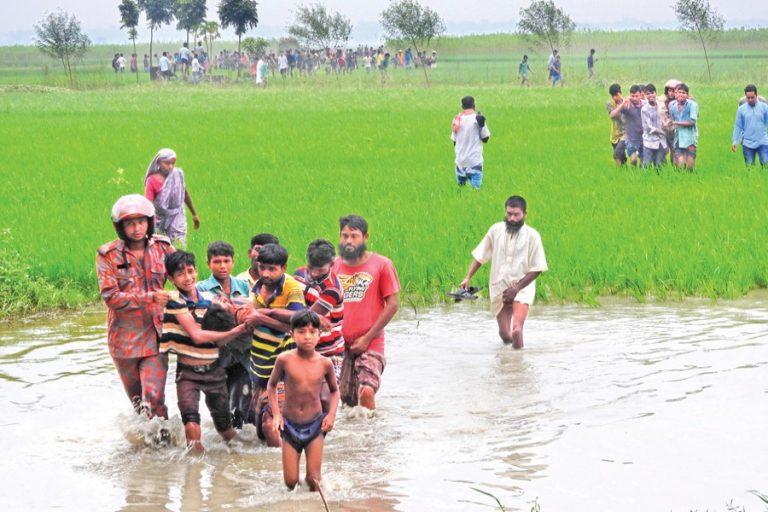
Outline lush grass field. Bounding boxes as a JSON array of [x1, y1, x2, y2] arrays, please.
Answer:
[[1, 31, 767, 316]]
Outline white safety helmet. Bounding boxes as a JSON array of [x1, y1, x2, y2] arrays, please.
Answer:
[[111, 194, 155, 240]]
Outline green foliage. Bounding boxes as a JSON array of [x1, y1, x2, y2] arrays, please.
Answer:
[[287, 3, 353, 51], [119, 0, 141, 32], [673, 0, 725, 82], [1, 35, 768, 317], [0, 248, 92, 317], [139, 0, 175, 68], [201, 21, 221, 62], [175, 0, 207, 38], [119, 0, 141, 83], [241, 36, 269, 57], [380, 0, 445, 50], [33, 10, 91, 88], [218, 0, 258, 76], [139, 0, 175, 30], [517, 0, 576, 52], [218, 0, 259, 37], [380, 0, 445, 85], [0, 82, 767, 317]]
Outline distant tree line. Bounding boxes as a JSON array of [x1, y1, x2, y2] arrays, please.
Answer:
[[34, 0, 726, 87]]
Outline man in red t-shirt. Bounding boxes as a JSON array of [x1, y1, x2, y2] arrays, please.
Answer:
[[332, 215, 399, 410]]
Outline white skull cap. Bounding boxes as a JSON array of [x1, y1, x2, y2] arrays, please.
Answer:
[[111, 194, 155, 223]]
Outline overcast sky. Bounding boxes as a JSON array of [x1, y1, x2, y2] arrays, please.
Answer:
[[2, 0, 765, 44]]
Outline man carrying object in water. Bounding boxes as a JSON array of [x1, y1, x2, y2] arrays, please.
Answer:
[[460, 195, 548, 348]]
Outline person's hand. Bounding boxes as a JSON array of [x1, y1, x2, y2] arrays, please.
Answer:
[[731, 144, 738, 153], [318, 315, 332, 332], [459, 277, 471, 290], [502, 285, 518, 305], [321, 413, 335, 433], [244, 310, 267, 330], [349, 334, 371, 355], [476, 112, 486, 128], [272, 412, 283, 433], [192, 215, 200, 230], [155, 290, 170, 307]]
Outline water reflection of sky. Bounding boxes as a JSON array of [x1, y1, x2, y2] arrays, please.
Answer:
[[1, 296, 767, 511]]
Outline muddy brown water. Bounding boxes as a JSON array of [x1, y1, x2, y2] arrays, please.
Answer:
[[1, 296, 767, 511]]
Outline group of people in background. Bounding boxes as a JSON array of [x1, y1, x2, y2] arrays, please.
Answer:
[[114, 43, 437, 87], [97, 148, 401, 491], [518, 48, 598, 87], [607, 79, 699, 171], [607, 80, 768, 171], [115, 42, 209, 82]]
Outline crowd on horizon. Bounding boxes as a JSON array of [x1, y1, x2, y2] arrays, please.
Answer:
[[109, 41, 439, 86]]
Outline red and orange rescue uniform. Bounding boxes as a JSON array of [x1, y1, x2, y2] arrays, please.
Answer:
[[96, 235, 175, 418]]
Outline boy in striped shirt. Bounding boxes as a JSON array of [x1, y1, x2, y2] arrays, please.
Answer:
[[239, 243, 305, 446], [293, 240, 345, 407], [160, 251, 248, 453]]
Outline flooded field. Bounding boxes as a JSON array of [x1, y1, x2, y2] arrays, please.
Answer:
[[1, 296, 767, 511]]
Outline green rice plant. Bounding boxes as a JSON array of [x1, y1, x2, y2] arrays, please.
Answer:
[[0, 38, 767, 317]]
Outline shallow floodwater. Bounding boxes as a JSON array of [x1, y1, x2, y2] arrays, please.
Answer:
[[1, 296, 767, 512]]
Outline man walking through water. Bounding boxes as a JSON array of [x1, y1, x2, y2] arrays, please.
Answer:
[[332, 215, 399, 410], [96, 194, 175, 441], [460, 196, 548, 349]]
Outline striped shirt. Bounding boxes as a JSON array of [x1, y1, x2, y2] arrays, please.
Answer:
[[159, 290, 219, 361], [294, 268, 345, 356], [249, 274, 305, 387]]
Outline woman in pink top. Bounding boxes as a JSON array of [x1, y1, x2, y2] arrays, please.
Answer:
[[144, 148, 200, 247]]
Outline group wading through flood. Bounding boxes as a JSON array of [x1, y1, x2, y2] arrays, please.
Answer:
[[97, 143, 550, 504], [1, 298, 767, 510], [5, 87, 768, 508]]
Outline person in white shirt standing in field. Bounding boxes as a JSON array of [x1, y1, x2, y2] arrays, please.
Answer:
[[451, 96, 490, 190], [461, 195, 548, 349]]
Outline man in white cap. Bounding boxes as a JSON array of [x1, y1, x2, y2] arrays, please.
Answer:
[[96, 194, 175, 432]]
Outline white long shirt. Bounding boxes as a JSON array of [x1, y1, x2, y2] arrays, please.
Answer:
[[451, 111, 491, 168]]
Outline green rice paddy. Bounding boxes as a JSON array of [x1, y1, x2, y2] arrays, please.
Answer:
[[1, 30, 767, 316]]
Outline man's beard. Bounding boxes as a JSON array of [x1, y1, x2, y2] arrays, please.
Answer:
[[506, 219, 524, 235], [339, 242, 366, 261]]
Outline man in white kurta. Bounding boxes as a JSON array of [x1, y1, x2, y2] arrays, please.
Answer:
[[460, 196, 548, 348]]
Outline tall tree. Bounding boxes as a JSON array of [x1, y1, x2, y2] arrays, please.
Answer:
[[202, 20, 221, 69], [34, 10, 91, 88], [218, 0, 259, 78], [287, 3, 353, 51], [138, 0, 175, 67], [118, 0, 141, 83], [379, 0, 445, 86], [517, 0, 575, 53], [673, 0, 724, 82], [175, 0, 207, 45], [241, 36, 270, 58]]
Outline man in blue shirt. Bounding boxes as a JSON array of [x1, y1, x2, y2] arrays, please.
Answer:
[[732, 84, 768, 168], [668, 83, 699, 171]]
